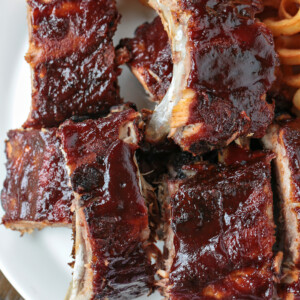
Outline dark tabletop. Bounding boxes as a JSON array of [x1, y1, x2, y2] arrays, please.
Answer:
[[0, 271, 23, 300]]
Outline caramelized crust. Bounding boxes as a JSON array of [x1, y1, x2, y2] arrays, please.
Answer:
[[24, 0, 121, 128], [1, 129, 73, 232], [162, 153, 277, 299], [58, 109, 156, 299], [119, 17, 172, 102], [145, 0, 277, 154]]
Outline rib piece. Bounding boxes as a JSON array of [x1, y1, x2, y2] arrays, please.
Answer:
[[24, 0, 121, 128], [262, 117, 300, 299], [159, 152, 277, 299], [145, 0, 277, 154], [58, 108, 157, 300], [262, 118, 300, 267], [1, 129, 73, 233], [119, 17, 172, 102]]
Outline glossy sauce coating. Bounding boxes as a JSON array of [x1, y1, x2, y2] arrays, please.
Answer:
[[177, 0, 277, 152], [84, 140, 154, 299], [59, 109, 155, 298], [24, 0, 121, 128], [58, 108, 141, 194], [1, 129, 73, 226], [167, 154, 276, 299], [119, 17, 172, 102]]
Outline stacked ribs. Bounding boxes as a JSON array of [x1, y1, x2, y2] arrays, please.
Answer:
[[2, 0, 300, 299], [2, 1, 157, 299]]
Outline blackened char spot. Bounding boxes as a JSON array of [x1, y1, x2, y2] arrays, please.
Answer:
[[71, 163, 104, 193]]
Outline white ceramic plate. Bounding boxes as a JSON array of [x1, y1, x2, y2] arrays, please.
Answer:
[[0, 1, 160, 299]]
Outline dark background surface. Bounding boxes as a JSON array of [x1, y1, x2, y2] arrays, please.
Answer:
[[0, 271, 23, 300]]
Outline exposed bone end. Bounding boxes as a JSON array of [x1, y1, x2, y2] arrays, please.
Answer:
[[69, 209, 93, 300], [109, 106, 142, 145], [145, 0, 191, 144], [145, 114, 170, 143], [148, 0, 179, 18]]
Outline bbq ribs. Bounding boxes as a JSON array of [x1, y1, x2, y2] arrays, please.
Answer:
[[58, 108, 158, 299], [158, 150, 278, 299], [1, 128, 73, 232], [263, 118, 300, 267], [1, 0, 299, 298], [24, 0, 122, 128], [262, 118, 300, 299], [119, 16, 172, 102], [1, 106, 158, 298], [122, 0, 278, 155]]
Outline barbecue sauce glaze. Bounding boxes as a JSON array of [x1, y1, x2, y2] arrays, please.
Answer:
[[167, 153, 276, 299], [25, 0, 121, 128]]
